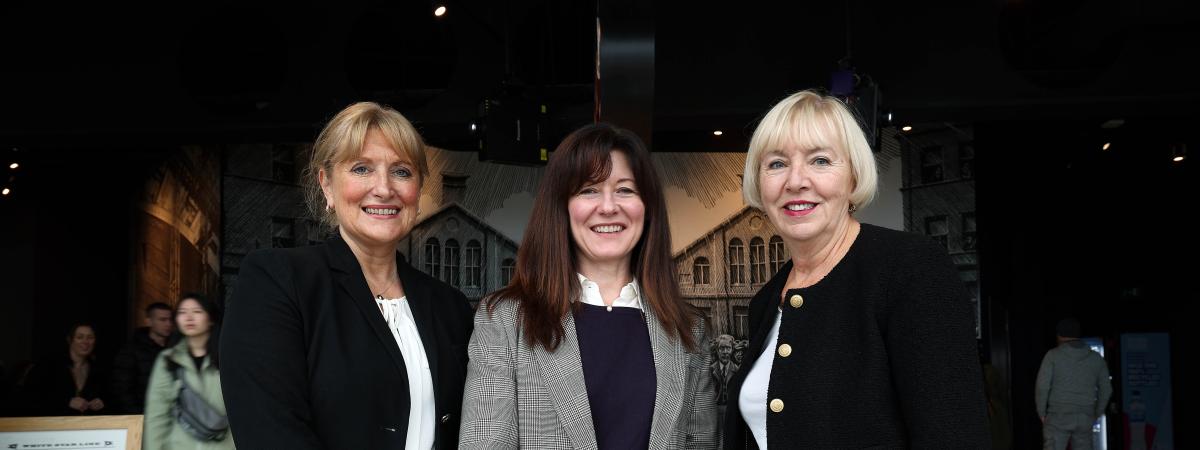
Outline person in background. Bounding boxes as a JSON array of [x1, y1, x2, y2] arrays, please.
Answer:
[[111, 301, 173, 414], [26, 322, 109, 416], [143, 293, 233, 449], [1036, 317, 1112, 450]]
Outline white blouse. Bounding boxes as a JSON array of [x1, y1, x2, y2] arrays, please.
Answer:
[[577, 274, 643, 310], [376, 296, 436, 450], [739, 308, 781, 449]]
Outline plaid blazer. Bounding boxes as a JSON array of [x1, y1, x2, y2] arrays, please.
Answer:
[[459, 298, 718, 449]]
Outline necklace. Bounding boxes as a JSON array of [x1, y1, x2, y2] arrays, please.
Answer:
[[368, 273, 400, 300]]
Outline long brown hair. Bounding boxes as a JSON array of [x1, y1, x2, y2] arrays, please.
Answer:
[[483, 123, 697, 351]]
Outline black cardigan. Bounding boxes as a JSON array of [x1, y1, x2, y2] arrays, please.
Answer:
[[723, 224, 990, 449], [220, 235, 474, 450]]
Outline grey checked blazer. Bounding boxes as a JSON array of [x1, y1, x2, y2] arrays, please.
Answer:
[[459, 298, 718, 449]]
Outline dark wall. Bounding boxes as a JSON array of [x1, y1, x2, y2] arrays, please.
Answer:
[[976, 119, 1194, 449]]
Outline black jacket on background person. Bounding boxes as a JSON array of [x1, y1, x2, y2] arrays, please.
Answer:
[[109, 327, 166, 414], [24, 356, 110, 416], [723, 224, 990, 449], [220, 235, 474, 450]]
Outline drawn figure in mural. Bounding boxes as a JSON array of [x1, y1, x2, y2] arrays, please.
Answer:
[[221, 102, 474, 449], [24, 322, 109, 416], [459, 123, 718, 449], [1035, 318, 1112, 450], [723, 90, 989, 449], [143, 293, 233, 450], [710, 334, 740, 406], [733, 339, 748, 367]]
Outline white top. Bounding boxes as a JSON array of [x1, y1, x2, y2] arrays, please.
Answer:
[[577, 274, 643, 310], [376, 296, 436, 450], [739, 308, 781, 449]]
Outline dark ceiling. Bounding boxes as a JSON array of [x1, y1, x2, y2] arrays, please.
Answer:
[[1, 0, 1198, 153]]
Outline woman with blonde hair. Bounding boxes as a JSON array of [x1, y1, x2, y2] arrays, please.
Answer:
[[222, 102, 474, 449], [724, 90, 989, 448]]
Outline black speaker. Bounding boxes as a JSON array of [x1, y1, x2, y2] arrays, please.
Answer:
[[476, 94, 549, 166]]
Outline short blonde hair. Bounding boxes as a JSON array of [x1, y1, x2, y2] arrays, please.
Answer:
[[742, 90, 878, 212], [304, 102, 429, 230]]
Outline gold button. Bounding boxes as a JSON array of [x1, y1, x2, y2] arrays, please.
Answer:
[[789, 294, 804, 308], [777, 343, 792, 357], [769, 398, 785, 413]]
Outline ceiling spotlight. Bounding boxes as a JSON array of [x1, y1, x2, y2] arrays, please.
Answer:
[[8, 162, 16, 169], [469, 122, 477, 132], [434, 5, 446, 16], [1171, 144, 1187, 163], [713, 130, 723, 136], [2, 188, 9, 196], [1174, 156, 1185, 162], [901, 125, 913, 132], [1102, 143, 1111, 151]]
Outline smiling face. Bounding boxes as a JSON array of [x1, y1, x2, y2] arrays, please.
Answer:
[[68, 325, 95, 358], [567, 150, 645, 275], [757, 141, 856, 248], [320, 128, 422, 250]]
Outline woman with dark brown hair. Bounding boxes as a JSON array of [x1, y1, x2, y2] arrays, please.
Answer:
[[459, 123, 717, 449]]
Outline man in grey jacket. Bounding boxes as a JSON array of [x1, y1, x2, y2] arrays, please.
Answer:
[[1036, 318, 1113, 450]]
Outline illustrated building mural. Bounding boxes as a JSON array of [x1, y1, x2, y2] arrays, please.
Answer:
[[398, 201, 519, 304], [899, 125, 981, 337], [135, 145, 221, 327], [673, 205, 788, 340]]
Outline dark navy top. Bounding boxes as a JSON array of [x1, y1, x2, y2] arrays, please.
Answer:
[[574, 303, 657, 450]]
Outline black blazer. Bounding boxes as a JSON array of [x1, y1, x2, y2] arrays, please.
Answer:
[[723, 224, 990, 449], [24, 356, 109, 416], [221, 235, 474, 450]]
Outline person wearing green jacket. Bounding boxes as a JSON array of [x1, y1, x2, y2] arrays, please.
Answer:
[[143, 293, 233, 450]]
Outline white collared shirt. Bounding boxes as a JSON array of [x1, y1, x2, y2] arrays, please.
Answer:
[[375, 296, 436, 450], [577, 273, 643, 310]]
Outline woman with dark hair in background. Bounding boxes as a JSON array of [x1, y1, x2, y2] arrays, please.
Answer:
[[143, 293, 233, 450], [459, 123, 717, 449], [25, 322, 109, 416]]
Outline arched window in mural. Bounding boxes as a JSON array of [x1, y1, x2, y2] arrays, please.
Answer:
[[749, 237, 766, 284], [444, 239, 461, 287], [728, 238, 746, 285], [693, 257, 711, 285], [465, 240, 482, 288], [500, 258, 516, 286], [769, 235, 786, 274], [424, 238, 441, 277]]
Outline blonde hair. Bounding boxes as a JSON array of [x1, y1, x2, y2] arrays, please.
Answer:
[[742, 90, 878, 212], [304, 102, 428, 230]]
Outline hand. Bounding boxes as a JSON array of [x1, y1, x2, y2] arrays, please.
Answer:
[[87, 398, 105, 411], [1040, 416, 1046, 424], [68, 397, 88, 412]]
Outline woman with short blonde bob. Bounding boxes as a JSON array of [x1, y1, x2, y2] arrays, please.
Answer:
[[723, 90, 989, 448], [222, 102, 474, 449]]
